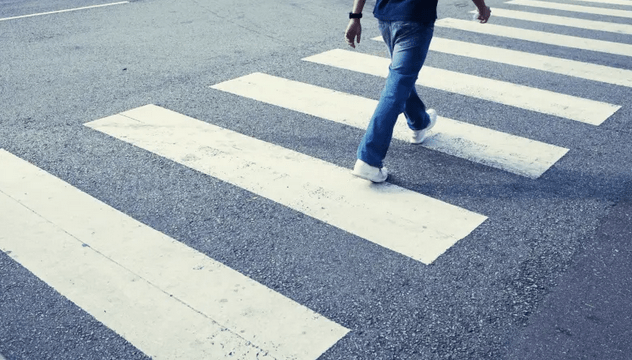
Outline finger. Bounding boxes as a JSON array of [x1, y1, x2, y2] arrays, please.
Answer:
[[357, 32, 361, 44], [345, 32, 354, 48]]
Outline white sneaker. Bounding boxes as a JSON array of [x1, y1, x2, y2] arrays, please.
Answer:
[[411, 109, 437, 144], [351, 159, 388, 183]]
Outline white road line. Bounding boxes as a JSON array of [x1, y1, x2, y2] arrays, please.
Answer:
[[0, 2, 129, 22], [566, 0, 632, 6], [0, 149, 348, 360], [85, 105, 488, 264], [469, 8, 632, 35], [373, 36, 632, 87], [435, 18, 632, 58], [507, 0, 632, 18], [212, 72, 569, 179], [303, 49, 620, 125]]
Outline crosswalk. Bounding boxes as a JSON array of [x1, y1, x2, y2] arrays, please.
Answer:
[[85, 104, 488, 265], [2, 1, 631, 358], [304, 49, 619, 124], [479, 8, 632, 34], [408, 36, 632, 87], [506, 0, 632, 18], [565, 0, 632, 5], [436, 17, 632, 57], [0, 150, 348, 360], [211, 72, 568, 178]]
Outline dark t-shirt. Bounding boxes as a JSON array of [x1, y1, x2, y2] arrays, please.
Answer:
[[373, 0, 439, 24]]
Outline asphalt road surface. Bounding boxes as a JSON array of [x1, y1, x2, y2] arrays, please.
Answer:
[[1, 0, 631, 359]]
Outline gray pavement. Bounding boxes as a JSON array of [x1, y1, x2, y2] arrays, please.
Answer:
[[507, 190, 632, 360], [1, 0, 632, 359]]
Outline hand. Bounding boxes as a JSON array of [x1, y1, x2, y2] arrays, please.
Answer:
[[345, 19, 361, 48], [476, 5, 491, 23]]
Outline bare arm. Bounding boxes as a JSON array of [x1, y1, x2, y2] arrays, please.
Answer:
[[345, 0, 366, 48], [350, 0, 366, 14]]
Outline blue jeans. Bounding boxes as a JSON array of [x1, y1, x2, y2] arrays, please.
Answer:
[[357, 20, 434, 168]]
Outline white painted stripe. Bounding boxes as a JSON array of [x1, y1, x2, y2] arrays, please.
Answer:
[[85, 105, 488, 264], [435, 17, 632, 58], [0, 199, 275, 360], [0, 2, 129, 22], [0, 149, 348, 360], [507, 0, 632, 18], [469, 8, 632, 35], [212, 73, 569, 178], [568, 0, 632, 6], [373, 36, 632, 87], [303, 49, 619, 125]]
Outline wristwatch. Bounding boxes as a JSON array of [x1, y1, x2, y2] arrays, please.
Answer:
[[349, 12, 362, 19]]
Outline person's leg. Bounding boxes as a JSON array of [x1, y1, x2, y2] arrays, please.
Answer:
[[356, 21, 434, 168], [380, 20, 395, 58], [384, 24, 432, 133], [404, 87, 431, 131]]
